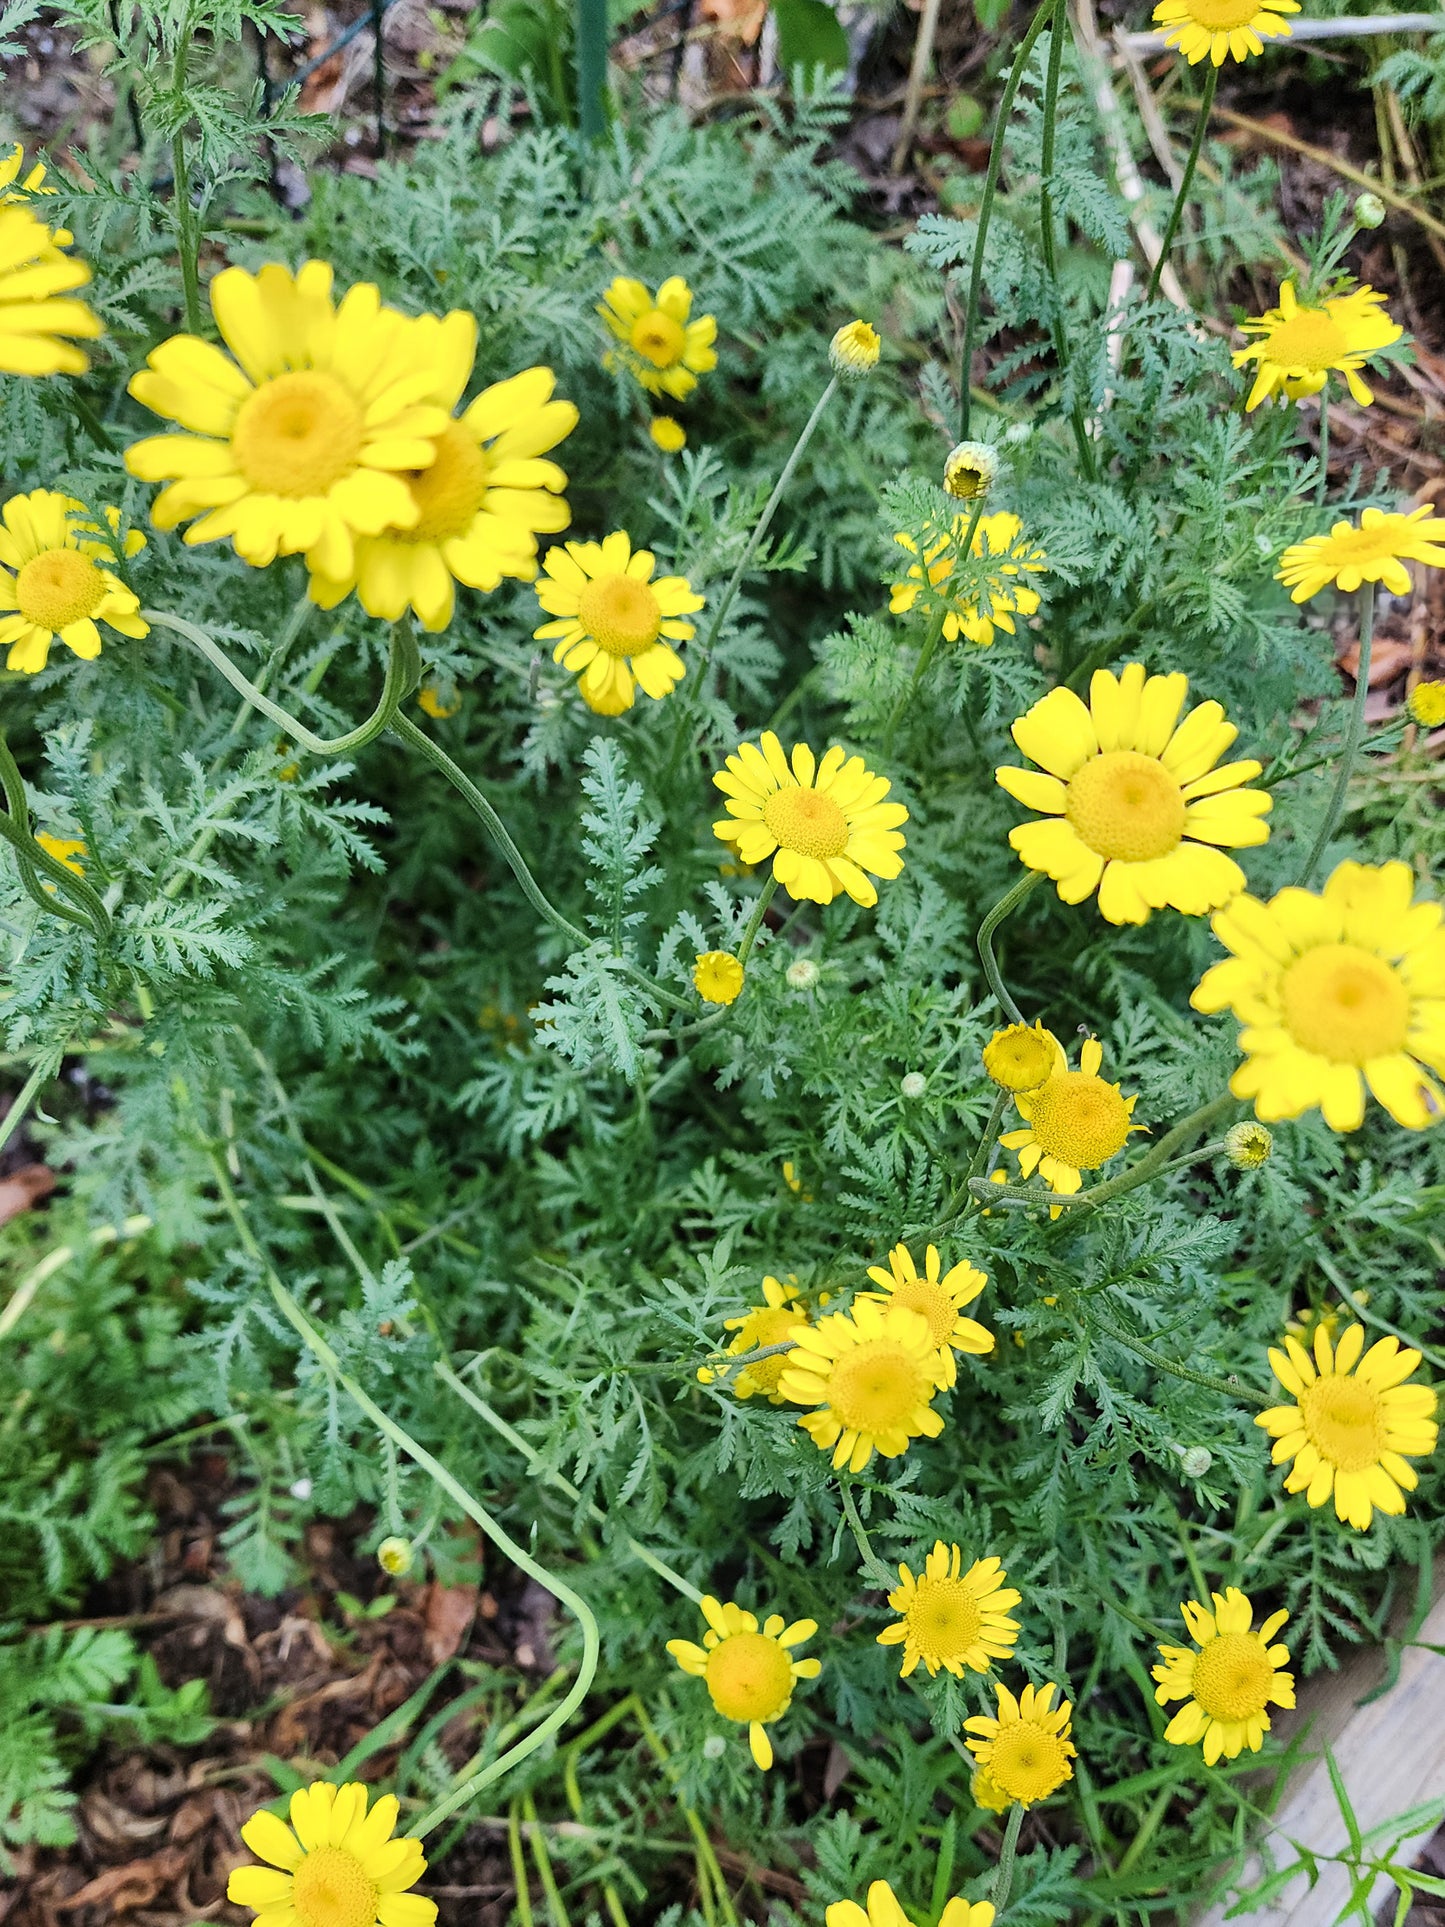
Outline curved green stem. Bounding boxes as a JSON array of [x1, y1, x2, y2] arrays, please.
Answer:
[[0, 738, 113, 936], [992, 1801, 1025, 1909], [837, 1479, 893, 1590], [959, 0, 1054, 440], [976, 870, 1044, 1025], [735, 875, 778, 968], [1147, 66, 1218, 302], [1315, 393, 1330, 509], [1086, 1301, 1270, 1408], [0, 1059, 51, 1164], [1299, 584, 1373, 887]]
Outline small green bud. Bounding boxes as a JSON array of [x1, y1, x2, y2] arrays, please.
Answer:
[[786, 957, 819, 990], [377, 1536, 414, 1577], [900, 1072, 926, 1100], [1179, 1447, 1213, 1479], [945, 94, 985, 141], [1224, 1121, 1273, 1170], [1353, 191, 1387, 230]]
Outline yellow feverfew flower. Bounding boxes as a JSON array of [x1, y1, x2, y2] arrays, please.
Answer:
[[1191, 859, 1445, 1131], [0, 490, 147, 673], [309, 311, 576, 631], [877, 1542, 1020, 1679], [693, 950, 744, 1005], [890, 510, 1045, 648], [964, 1681, 1076, 1807], [983, 1021, 1066, 1094], [599, 275, 717, 401], [34, 833, 86, 884], [863, 1242, 993, 1388], [666, 1594, 819, 1770], [997, 663, 1271, 925], [0, 203, 102, 377], [1408, 679, 1445, 728], [125, 261, 455, 580], [712, 731, 908, 908], [1152, 1588, 1294, 1763], [778, 1298, 947, 1473], [1234, 281, 1401, 412], [829, 319, 880, 377], [650, 415, 687, 452], [1257, 1323, 1438, 1529], [698, 1274, 813, 1403], [827, 1880, 994, 1927], [1000, 1037, 1143, 1198], [1151, 0, 1298, 65], [0, 144, 71, 244], [1278, 505, 1445, 603], [226, 1780, 436, 1927], [971, 1768, 1011, 1813], [535, 530, 702, 716]]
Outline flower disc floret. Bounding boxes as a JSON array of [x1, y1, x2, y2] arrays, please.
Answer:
[[1256, 1321, 1438, 1529], [712, 731, 908, 908], [890, 510, 1045, 648], [878, 1542, 1021, 1679], [599, 275, 717, 400], [1191, 859, 1445, 1131], [863, 1242, 993, 1388], [777, 1297, 948, 1472], [964, 1681, 1076, 1807], [0, 489, 147, 673], [225, 1780, 436, 1927], [536, 529, 702, 716], [983, 1022, 1066, 1093], [0, 203, 102, 377], [1151, 0, 1298, 64], [997, 663, 1272, 924], [1234, 281, 1401, 411], [826, 1879, 995, 1927], [1277, 505, 1445, 602], [1001, 1037, 1143, 1198], [1152, 1588, 1294, 1763], [666, 1595, 820, 1770]]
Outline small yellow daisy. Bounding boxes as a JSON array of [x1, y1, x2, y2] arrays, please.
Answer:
[[693, 950, 744, 1005], [599, 275, 717, 401], [698, 1275, 814, 1403], [964, 1681, 1077, 1807], [889, 510, 1045, 648], [666, 1595, 820, 1770], [1408, 679, 1445, 728], [226, 1780, 437, 1927], [0, 490, 147, 673], [829, 319, 881, 377], [0, 203, 102, 378], [1278, 506, 1445, 603], [971, 1768, 1011, 1813], [863, 1242, 993, 1388], [1234, 281, 1402, 411], [877, 1543, 1021, 1679], [826, 1880, 994, 1927], [982, 1022, 1066, 1094], [534, 530, 702, 716], [778, 1298, 947, 1473], [1000, 1036, 1143, 1198], [649, 415, 687, 452], [1151, 0, 1298, 65], [1152, 1588, 1294, 1763]]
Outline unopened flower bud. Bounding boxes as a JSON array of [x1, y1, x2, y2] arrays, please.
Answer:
[[1408, 679, 1445, 729], [693, 951, 745, 1006], [943, 440, 998, 501], [289, 1477, 313, 1501], [786, 957, 819, 990], [900, 1072, 926, 1100], [983, 1022, 1061, 1094], [702, 1734, 727, 1760], [650, 415, 686, 453], [1178, 1447, 1213, 1479], [1224, 1121, 1273, 1170], [829, 319, 880, 377], [1353, 191, 1387, 230], [377, 1536, 413, 1577]]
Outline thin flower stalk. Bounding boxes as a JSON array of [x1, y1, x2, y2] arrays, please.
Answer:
[[1147, 67, 1219, 302], [1299, 586, 1373, 886]]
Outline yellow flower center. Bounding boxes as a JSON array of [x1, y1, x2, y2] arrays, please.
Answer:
[[1262, 308, 1349, 373], [984, 1025, 1056, 1092], [577, 573, 662, 657], [15, 547, 105, 630], [1026, 1072, 1132, 1170], [1280, 943, 1411, 1065], [1299, 1372, 1385, 1473], [988, 1724, 1072, 1804], [736, 1305, 806, 1392], [763, 787, 850, 860], [705, 1630, 794, 1723], [885, 1279, 955, 1349], [630, 309, 686, 368], [231, 370, 365, 499], [1189, 1632, 1276, 1722], [1181, 0, 1268, 26], [826, 1341, 933, 1434], [905, 1576, 984, 1663], [291, 1847, 379, 1927], [1065, 751, 1186, 863], [401, 420, 488, 543]]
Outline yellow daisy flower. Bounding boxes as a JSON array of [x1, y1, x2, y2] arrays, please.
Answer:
[[649, 415, 687, 452], [225, 1780, 436, 1927], [34, 833, 86, 876], [996, 663, 1272, 925], [1234, 281, 1402, 412], [534, 530, 702, 716], [124, 260, 455, 580], [666, 1594, 820, 1770], [1191, 859, 1445, 1131], [877, 1543, 1021, 1679], [964, 1680, 1076, 1807], [1408, 679, 1445, 728], [889, 510, 1045, 648], [599, 274, 717, 401], [1152, 1588, 1294, 1763], [971, 1768, 1011, 1813], [712, 731, 908, 909], [826, 1880, 994, 1927], [0, 144, 71, 244], [0, 203, 102, 378], [698, 1275, 815, 1403], [863, 1242, 993, 1388], [0, 490, 147, 673], [829, 319, 881, 377], [982, 1021, 1066, 1094], [309, 311, 576, 631], [777, 1298, 947, 1473], [1000, 1036, 1143, 1198], [1151, 0, 1298, 65], [693, 950, 744, 1004], [1256, 1322, 1438, 1530], [1277, 505, 1445, 603]]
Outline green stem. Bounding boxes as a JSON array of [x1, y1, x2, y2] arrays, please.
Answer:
[[576, 0, 609, 143], [1038, 0, 1095, 475], [0, 1060, 50, 1164], [971, 1090, 1235, 1215], [735, 875, 778, 967], [170, 33, 203, 334], [948, 1087, 1009, 1215], [837, 1479, 893, 1590], [1147, 66, 1218, 302], [1315, 392, 1330, 509], [959, 0, 1053, 441], [0, 737, 113, 936], [65, 389, 118, 453], [976, 870, 1043, 1025], [1299, 584, 1373, 887], [1087, 1302, 1270, 1408], [991, 1801, 1025, 1910]]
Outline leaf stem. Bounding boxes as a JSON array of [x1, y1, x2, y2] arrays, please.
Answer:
[[1039, 0, 1095, 475], [0, 736, 113, 936], [170, 30, 203, 334], [1147, 65, 1218, 302], [735, 874, 778, 967], [837, 1479, 894, 1590], [976, 870, 1044, 1025], [991, 1801, 1025, 1910], [1299, 584, 1373, 887]]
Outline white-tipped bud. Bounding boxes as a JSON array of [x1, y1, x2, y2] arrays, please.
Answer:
[[943, 440, 998, 501], [702, 1734, 727, 1759], [377, 1536, 414, 1577], [900, 1072, 926, 1100], [289, 1477, 313, 1501], [1178, 1447, 1213, 1479], [786, 958, 820, 990]]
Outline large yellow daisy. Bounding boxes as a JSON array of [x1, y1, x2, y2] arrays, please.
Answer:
[[1151, 0, 1298, 65], [0, 203, 102, 377], [827, 1881, 994, 1927], [1277, 505, 1445, 603], [534, 530, 702, 715], [1234, 281, 1401, 411], [712, 731, 908, 908], [1257, 1322, 1438, 1529], [0, 490, 147, 673], [1000, 1036, 1143, 1197], [598, 275, 717, 401], [889, 510, 1046, 648], [308, 311, 576, 630], [1191, 860, 1445, 1131], [878, 1543, 1021, 1679], [777, 1298, 947, 1473], [1152, 1589, 1294, 1763], [997, 663, 1272, 924], [125, 261, 454, 580], [226, 1780, 436, 1927], [666, 1595, 820, 1770], [863, 1242, 992, 1388], [964, 1681, 1076, 1807]]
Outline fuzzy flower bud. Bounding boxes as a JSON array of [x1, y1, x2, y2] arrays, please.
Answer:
[[377, 1536, 413, 1577], [702, 1734, 727, 1760], [1178, 1446, 1213, 1479], [829, 319, 880, 377], [786, 957, 820, 991], [943, 440, 998, 501], [1353, 191, 1387, 230], [1224, 1121, 1273, 1170], [1408, 679, 1445, 729], [693, 951, 745, 1005], [900, 1072, 927, 1100], [982, 1022, 1061, 1094], [649, 415, 686, 453]]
